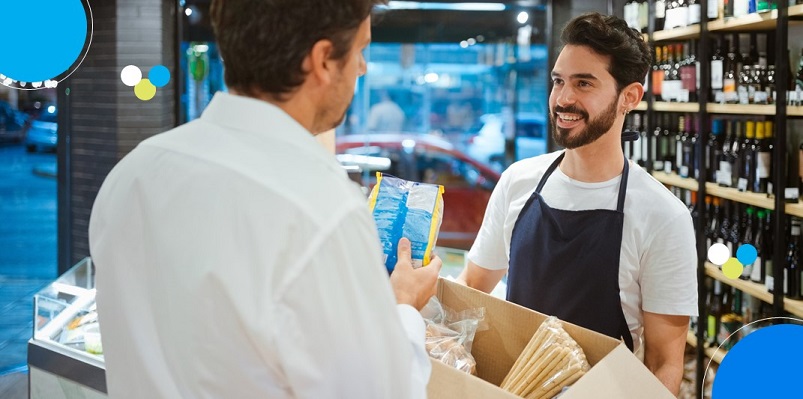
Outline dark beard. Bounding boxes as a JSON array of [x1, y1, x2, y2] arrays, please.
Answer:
[[550, 96, 619, 149]]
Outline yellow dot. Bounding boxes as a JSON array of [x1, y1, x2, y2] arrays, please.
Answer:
[[722, 258, 743, 279], [134, 79, 156, 101]]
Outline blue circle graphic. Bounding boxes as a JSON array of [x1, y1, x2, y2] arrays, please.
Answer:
[[736, 244, 758, 266], [149, 65, 171, 88], [712, 324, 803, 398], [0, 0, 88, 83]]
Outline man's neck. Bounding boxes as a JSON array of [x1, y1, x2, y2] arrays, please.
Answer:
[[559, 131, 625, 183]]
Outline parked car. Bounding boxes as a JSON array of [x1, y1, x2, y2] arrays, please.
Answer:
[[24, 105, 57, 152], [466, 112, 548, 170], [0, 101, 27, 143], [337, 133, 501, 250]]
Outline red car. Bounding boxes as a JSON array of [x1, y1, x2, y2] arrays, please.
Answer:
[[336, 133, 501, 250]]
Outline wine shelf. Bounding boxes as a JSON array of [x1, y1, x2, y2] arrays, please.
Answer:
[[783, 297, 803, 319], [705, 262, 774, 306], [650, 173, 803, 218], [653, 25, 701, 42], [686, 331, 727, 364], [708, 9, 780, 32], [652, 171, 699, 191], [791, 3, 803, 17], [635, 101, 648, 111], [706, 103, 777, 115], [643, 103, 802, 116], [653, 102, 700, 112]]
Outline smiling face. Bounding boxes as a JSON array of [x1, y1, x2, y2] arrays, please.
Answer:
[[549, 44, 622, 149]]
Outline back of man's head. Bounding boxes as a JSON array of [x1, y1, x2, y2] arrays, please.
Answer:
[[560, 12, 651, 92], [210, 0, 387, 100]]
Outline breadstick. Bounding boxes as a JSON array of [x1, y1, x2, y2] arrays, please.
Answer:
[[521, 347, 571, 397], [502, 331, 553, 389], [510, 345, 564, 396], [529, 366, 585, 399], [502, 323, 551, 388]]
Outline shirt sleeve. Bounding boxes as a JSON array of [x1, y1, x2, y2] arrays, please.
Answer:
[[640, 210, 699, 316], [468, 169, 512, 270], [273, 206, 429, 399]]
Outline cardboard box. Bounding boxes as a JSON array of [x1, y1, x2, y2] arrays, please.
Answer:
[[427, 279, 676, 399]]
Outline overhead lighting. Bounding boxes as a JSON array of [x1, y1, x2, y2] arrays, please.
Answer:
[[382, 2, 507, 11], [517, 11, 529, 24]]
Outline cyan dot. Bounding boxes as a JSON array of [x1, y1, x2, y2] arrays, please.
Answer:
[[148, 65, 171, 88], [736, 244, 758, 266], [0, 0, 89, 83], [713, 324, 803, 398]]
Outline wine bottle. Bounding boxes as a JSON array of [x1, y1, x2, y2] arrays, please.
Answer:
[[737, 120, 756, 192], [655, 0, 667, 30], [653, 46, 664, 101], [717, 119, 734, 187], [750, 208, 766, 283], [740, 206, 756, 280], [785, 218, 802, 299], [708, 119, 724, 183], [755, 121, 771, 194], [711, 38, 725, 103]]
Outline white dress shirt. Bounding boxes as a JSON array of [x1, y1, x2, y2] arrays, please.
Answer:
[[89, 92, 430, 398]]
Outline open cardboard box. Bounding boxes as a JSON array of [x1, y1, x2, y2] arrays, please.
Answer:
[[427, 278, 676, 399]]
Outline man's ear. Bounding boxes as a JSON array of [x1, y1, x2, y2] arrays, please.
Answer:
[[620, 81, 645, 112], [305, 39, 335, 87]]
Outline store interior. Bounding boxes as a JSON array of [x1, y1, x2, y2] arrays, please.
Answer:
[[2, 0, 803, 398]]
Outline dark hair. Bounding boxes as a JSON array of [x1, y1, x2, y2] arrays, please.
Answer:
[[210, 0, 387, 99], [560, 13, 651, 92]]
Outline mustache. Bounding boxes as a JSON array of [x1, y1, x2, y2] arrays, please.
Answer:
[[552, 105, 588, 119]]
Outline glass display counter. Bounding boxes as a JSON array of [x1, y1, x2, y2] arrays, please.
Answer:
[[27, 257, 108, 398]]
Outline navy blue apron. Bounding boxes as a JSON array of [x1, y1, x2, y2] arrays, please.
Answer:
[[508, 152, 634, 351]]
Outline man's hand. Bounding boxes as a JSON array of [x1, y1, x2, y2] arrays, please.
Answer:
[[390, 237, 442, 310]]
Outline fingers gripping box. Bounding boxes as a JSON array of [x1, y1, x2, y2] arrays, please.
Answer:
[[368, 173, 444, 273]]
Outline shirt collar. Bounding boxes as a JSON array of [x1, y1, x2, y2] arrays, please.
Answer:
[[200, 91, 345, 175]]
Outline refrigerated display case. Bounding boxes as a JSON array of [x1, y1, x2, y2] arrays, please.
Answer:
[[27, 257, 108, 398]]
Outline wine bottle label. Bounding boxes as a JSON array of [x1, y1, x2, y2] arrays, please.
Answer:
[[754, 91, 769, 104], [688, 4, 701, 24], [750, 255, 763, 282], [664, 161, 673, 174], [737, 178, 748, 192], [766, 275, 775, 292], [708, 0, 719, 18], [711, 60, 724, 89], [656, 0, 667, 18], [738, 86, 750, 104], [654, 160, 665, 171], [718, 162, 732, 186], [680, 165, 690, 178], [741, 261, 752, 278], [757, 152, 770, 178]]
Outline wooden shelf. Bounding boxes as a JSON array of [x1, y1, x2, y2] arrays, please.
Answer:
[[708, 9, 779, 31], [651, 172, 699, 191], [791, 4, 803, 17], [653, 102, 700, 112], [653, 25, 701, 41], [704, 183, 775, 210], [783, 297, 803, 319], [789, 106, 803, 117], [635, 101, 647, 111], [687, 331, 728, 364], [705, 262, 774, 306], [686, 330, 697, 347], [706, 103, 777, 115], [649, 174, 803, 217]]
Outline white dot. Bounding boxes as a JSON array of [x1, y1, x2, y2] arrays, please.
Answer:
[[32, 81, 43, 88], [121, 65, 142, 87], [707, 243, 730, 266]]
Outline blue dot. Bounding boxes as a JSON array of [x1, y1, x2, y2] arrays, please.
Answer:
[[0, 0, 89, 83], [713, 324, 803, 398], [149, 65, 171, 88], [736, 244, 758, 266]]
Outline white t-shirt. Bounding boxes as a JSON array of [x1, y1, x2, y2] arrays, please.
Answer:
[[468, 151, 699, 351], [89, 92, 430, 398]]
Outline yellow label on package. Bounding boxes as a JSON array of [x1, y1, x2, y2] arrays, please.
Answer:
[[368, 172, 444, 273]]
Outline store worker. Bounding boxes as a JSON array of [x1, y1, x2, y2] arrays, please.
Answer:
[[457, 13, 697, 396], [88, 0, 441, 398]]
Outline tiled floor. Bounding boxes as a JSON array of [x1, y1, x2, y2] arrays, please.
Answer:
[[0, 142, 57, 374]]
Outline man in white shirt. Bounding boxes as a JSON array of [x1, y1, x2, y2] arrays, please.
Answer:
[[88, 1, 440, 398]]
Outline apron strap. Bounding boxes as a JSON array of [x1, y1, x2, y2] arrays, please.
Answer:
[[535, 152, 565, 194], [616, 156, 629, 213]]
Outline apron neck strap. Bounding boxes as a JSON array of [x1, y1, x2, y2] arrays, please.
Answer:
[[536, 152, 630, 213]]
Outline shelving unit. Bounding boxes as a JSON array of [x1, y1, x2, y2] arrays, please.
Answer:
[[686, 331, 727, 364], [640, 4, 801, 396], [651, 172, 803, 218]]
